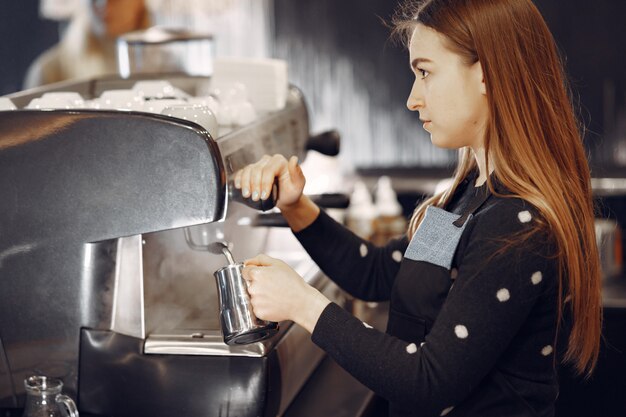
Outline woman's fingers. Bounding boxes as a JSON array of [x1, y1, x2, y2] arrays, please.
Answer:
[[287, 155, 305, 190], [249, 165, 263, 202], [254, 154, 286, 201], [234, 168, 243, 189], [244, 253, 280, 268], [250, 155, 272, 201], [260, 155, 286, 200], [239, 164, 252, 198], [241, 256, 308, 323], [233, 154, 298, 202]]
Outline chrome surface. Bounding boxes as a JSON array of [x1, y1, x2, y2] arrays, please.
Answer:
[[142, 260, 342, 417], [143, 254, 331, 355], [111, 235, 145, 339], [144, 330, 274, 357], [0, 107, 226, 404], [1, 75, 320, 415], [139, 187, 306, 338], [214, 263, 279, 345], [117, 27, 214, 78], [183, 234, 237, 266]]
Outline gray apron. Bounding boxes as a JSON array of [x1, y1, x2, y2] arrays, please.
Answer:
[[386, 187, 490, 344]]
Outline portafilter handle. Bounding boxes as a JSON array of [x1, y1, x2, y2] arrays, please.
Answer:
[[229, 179, 279, 212]]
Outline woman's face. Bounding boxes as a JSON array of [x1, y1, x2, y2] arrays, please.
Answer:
[[90, 0, 146, 38], [407, 24, 489, 151]]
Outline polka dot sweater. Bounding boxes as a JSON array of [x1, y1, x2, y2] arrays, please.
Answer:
[[294, 174, 563, 417]]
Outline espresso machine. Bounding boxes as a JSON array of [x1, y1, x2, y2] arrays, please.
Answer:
[[0, 75, 347, 416]]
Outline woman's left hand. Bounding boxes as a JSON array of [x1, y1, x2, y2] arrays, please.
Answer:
[[243, 254, 331, 333]]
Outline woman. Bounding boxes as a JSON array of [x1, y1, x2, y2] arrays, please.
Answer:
[[236, 0, 601, 415], [24, 0, 150, 88]]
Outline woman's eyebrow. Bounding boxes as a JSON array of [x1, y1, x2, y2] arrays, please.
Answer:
[[411, 57, 433, 70]]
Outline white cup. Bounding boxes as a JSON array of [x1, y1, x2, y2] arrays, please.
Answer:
[[234, 101, 257, 125], [27, 92, 85, 109], [99, 89, 144, 110], [186, 95, 220, 114], [208, 83, 258, 126], [161, 104, 219, 139], [132, 80, 189, 100]]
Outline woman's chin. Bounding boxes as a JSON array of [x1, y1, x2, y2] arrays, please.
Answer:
[[429, 135, 460, 150]]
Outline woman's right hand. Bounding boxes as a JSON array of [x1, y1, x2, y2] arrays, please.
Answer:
[[233, 154, 306, 210]]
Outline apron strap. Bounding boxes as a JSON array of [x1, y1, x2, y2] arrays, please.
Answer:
[[452, 185, 491, 227]]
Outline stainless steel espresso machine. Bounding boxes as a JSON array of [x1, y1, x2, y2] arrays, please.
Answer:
[[0, 75, 347, 417]]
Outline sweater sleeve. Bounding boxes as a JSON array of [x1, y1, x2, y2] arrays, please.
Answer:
[[311, 201, 559, 416], [294, 209, 408, 301]]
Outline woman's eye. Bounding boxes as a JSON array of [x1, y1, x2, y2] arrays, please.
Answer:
[[418, 69, 429, 79]]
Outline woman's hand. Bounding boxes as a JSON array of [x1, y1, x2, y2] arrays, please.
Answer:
[[233, 154, 306, 211], [243, 254, 331, 333]]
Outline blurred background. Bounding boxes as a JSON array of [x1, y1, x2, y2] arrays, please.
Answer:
[[0, 0, 623, 174], [0, 2, 624, 416]]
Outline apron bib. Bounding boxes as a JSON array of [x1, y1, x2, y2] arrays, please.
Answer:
[[387, 186, 491, 344]]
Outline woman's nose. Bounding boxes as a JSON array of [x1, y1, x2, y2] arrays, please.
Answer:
[[406, 81, 424, 111]]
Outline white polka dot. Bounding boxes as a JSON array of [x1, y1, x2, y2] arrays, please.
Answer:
[[406, 343, 418, 354], [363, 322, 373, 329], [518, 210, 532, 223], [392, 250, 403, 263], [420, 342, 425, 347], [440, 406, 455, 416], [496, 288, 510, 302], [454, 325, 469, 339], [450, 268, 458, 279], [541, 345, 553, 356], [359, 243, 368, 257], [531, 271, 543, 285]]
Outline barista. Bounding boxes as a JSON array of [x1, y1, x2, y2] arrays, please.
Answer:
[[234, 0, 602, 416], [24, 0, 150, 88]]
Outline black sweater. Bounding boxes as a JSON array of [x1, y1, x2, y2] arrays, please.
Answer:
[[294, 174, 563, 417]]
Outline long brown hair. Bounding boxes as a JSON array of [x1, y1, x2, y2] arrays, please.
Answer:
[[393, 0, 601, 376]]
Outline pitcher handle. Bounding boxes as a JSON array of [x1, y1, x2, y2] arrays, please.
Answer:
[[56, 394, 79, 417]]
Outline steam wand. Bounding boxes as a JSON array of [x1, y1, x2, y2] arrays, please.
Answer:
[[206, 241, 236, 265]]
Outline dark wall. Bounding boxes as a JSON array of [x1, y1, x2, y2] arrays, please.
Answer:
[[273, 0, 626, 170], [534, 0, 626, 175], [1, 1, 624, 171], [0, 0, 59, 94], [272, 0, 451, 168]]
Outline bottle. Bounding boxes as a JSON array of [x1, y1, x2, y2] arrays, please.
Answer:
[[346, 180, 377, 240], [372, 176, 407, 245]]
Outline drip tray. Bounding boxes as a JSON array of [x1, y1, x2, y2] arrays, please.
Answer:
[[144, 324, 291, 357]]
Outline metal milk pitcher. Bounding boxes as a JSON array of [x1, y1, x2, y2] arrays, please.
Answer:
[[211, 243, 278, 345], [22, 376, 79, 417]]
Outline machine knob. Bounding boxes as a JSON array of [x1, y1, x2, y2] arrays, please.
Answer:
[[306, 129, 341, 156]]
